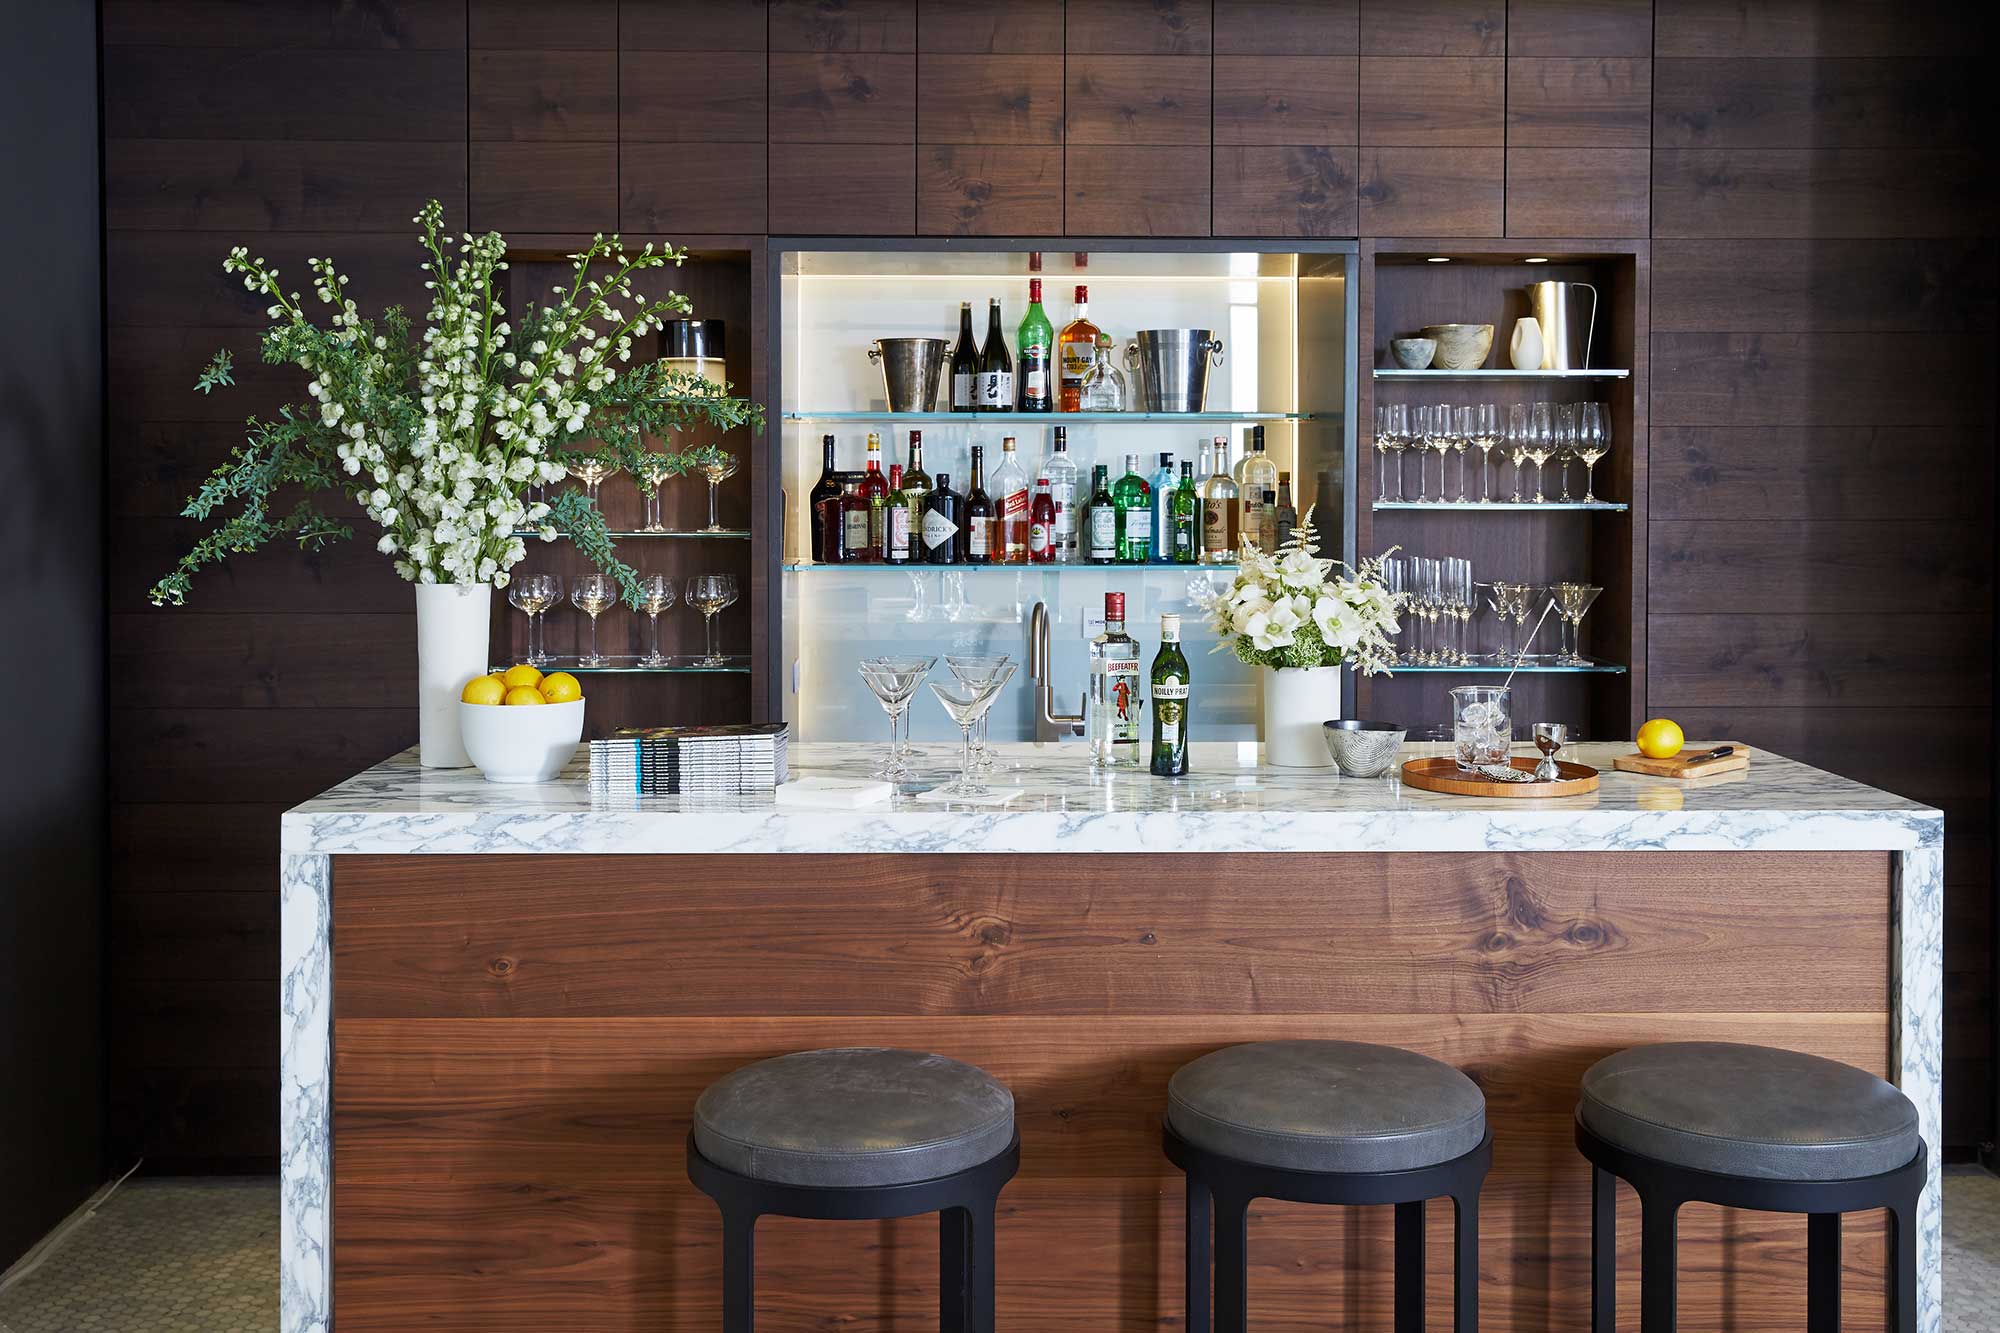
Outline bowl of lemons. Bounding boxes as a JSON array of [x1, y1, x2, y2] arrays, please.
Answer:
[[458, 664, 586, 783]]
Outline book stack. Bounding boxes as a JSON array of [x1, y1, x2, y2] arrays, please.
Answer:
[[588, 723, 789, 797]]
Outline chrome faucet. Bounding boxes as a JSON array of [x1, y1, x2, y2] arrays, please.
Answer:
[[1028, 601, 1085, 741]]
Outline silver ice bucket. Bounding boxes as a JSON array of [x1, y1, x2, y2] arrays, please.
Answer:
[[1123, 329, 1224, 413], [867, 337, 951, 412]]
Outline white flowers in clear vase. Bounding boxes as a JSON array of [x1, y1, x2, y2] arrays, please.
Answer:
[[1206, 507, 1403, 674]]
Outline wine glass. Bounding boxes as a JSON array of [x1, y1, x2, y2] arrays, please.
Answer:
[[944, 653, 1014, 773], [1505, 403, 1530, 503], [507, 571, 560, 665], [567, 451, 619, 507], [693, 449, 740, 533], [1526, 402, 1554, 502], [637, 574, 676, 666], [1577, 402, 1610, 502], [637, 452, 677, 533], [569, 572, 617, 667], [1552, 582, 1603, 665], [927, 673, 1010, 799], [1384, 402, 1410, 503], [858, 656, 935, 782], [1552, 403, 1577, 502], [1429, 402, 1454, 504], [1450, 406, 1473, 502], [1472, 402, 1498, 503], [685, 572, 738, 666]]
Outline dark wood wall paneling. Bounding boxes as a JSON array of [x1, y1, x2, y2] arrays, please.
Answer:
[[1645, 0, 1999, 1146]]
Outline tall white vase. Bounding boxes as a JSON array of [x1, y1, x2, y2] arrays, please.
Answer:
[[1509, 316, 1545, 371], [1261, 665, 1340, 768], [415, 583, 492, 768]]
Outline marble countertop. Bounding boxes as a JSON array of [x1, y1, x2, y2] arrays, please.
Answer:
[[283, 739, 1940, 856]]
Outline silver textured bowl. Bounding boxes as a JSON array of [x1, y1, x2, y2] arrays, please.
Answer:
[[1389, 337, 1436, 370], [1323, 719, 1407, 777], [1421, 323, 1495, 371]]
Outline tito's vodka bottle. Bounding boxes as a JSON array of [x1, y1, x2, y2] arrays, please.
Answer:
[[1088, 592, 1142, 769]]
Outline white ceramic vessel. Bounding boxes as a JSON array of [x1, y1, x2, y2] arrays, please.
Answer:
[[414, 583, 491, 768], [1261, 665, 1340, 767], [1509, 316, 1544, 371], [458, 698, 585, 783]]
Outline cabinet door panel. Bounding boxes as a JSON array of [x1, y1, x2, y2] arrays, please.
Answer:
[[919, 0, 1063, 53], [1065, 55, 1211, 146], [1507, 57, 1651, 148], [1066, 146, 1210, 236], [1358, 145, 1503, 235], [621, 51, 766, 143], [919, 145, 1064, 235], [771, 0, 915, 52], [1214, 56, 1359, 146], [1359, 0, 1505, 56], [1215, 0, 1359, 55], [1067, 0, 1212, 54], [620, 143, 768, 235], [770, 52, 917, 144], [919, 55, 1064, 144], [771, 143, 916, 234], [1506, 148, 1650, 238], [1359, 57, 1503, 145], [1214, 146, 1359, 236]]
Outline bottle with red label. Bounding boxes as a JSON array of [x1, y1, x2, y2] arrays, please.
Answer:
[[1027, 479, 1056, 563], [990, 434, 1031, 561]]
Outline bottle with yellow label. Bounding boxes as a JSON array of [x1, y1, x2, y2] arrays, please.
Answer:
[[1056, 284, 1101, 413]]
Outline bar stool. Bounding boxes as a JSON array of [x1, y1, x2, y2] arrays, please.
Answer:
[[1162, 1039, 1491, 1332], [1576, 1041, 1925, 1332], [686, 1047, 1019, 1332]]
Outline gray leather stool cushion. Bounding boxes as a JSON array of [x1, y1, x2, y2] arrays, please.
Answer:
[[1580, 1042, 1920, 1182], [693, 1047, 1014, 1188], [1168, 1040, 1486, 1174]]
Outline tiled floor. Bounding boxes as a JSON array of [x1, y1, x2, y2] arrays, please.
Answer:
[[1, 1171, 1996, 1329]]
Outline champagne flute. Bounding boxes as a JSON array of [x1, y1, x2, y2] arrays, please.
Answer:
[[569, 572, 616, 667], [1577, 401, 1610, 502], [637, 573, 676, 666], [1374, 404, 1393, 502], [567, 450, 619, 507], [1506, 403, 1530, 503], [507, 571, 559, 665], [686, 572, 738, 666], [1451, 405, 1473, 502], [638, 452, 677, 533], [1472, 402, 1498, 503], [1385, 402, 1411, 502], [691, 448, 740, 533], [1429, 402, 1454, 504], [1408, 405, 1431, 503]]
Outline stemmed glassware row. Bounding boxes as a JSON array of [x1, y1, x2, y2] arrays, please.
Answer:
[[505, 571, 738, 668], [1383, 556, 1604, 667], [1374, 401, 1611, 504], [858, 653, 1018, 797], [560, 447, 740, 534]]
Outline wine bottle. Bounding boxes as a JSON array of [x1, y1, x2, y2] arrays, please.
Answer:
[[922, 472, 961, 565], [1086, 464, 1117, 565], [1169, 462, 1198, 564], [900, 430, 932, 557], [858, 431, 888, 563], [950, 302, 978, 412], [1028, 478, 1056, 563], [1150, 613, 1190, 777], [885, 463, 910, 563], [1017, 278, 1054, 413], [979, 298, 1013, 412], [1273, 471, 1297, 551], [963, 445, 993, 565], [808, 434, 841, 562]]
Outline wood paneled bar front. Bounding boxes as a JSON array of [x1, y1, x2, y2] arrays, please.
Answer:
[[281, 740, 1943, 1332]]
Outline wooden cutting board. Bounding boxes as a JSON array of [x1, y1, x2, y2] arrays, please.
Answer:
[[1612, 742, 1751, 779]]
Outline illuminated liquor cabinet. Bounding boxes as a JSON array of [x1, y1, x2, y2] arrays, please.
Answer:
[[766, 240, 1358, 744]]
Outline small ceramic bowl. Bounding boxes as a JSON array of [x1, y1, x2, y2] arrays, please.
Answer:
[[1323, 719, 1407, 777], [1389, 337, 1436, 370], [459, 698, 585, 783], [1421, 323, 1495, 371]]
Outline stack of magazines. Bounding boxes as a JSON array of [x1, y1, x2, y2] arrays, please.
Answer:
[[588, 723, 789, 797]]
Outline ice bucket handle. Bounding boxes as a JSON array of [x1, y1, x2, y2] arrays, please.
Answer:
[[1204, 335, 1225, 366]]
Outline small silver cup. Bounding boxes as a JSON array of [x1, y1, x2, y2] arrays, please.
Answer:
[[1532, 722, 1569, 781]]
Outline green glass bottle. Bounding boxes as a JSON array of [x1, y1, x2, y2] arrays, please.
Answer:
[[1150, 613, 1190, 777], [1086, 464, 1117, 565], [1112, 452, 1153, 563], [1169, 461, 1198, 564]]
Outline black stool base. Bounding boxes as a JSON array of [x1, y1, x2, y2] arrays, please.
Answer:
[[1576, 1117, 1925, 1333], [687, 1132, 1020, 1333], [1165, 1124, 1492, 1333]]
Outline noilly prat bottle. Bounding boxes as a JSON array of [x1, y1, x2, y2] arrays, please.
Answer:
[[1150, 613, 1190, 777]]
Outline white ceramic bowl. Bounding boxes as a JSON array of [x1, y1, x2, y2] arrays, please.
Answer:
[[459, 698, 585, 783]]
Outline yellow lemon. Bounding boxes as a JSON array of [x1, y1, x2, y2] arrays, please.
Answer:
[[503, 686, 547, 706], [539, 671, 582, 704], [460, 674, 506, 706], [501, 663, 544, 691], [1636, 717, 1685, 760]]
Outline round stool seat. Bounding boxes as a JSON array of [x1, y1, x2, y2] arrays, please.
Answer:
[[693, 1047, 1014, 1189], [1168, 1040, 1485, 1174], [1580, 1042, 1920, 1182]]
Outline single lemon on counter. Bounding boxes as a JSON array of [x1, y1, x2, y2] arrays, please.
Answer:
[[1636, 717, 1685, 759], [539, 671, 582, 704], [501, 663, 544, 691], [503, 686, 547, 706], [460, 674, 506, 706]]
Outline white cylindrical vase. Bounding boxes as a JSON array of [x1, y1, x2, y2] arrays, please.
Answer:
[[415, 583, 492, 768], [1261, 665, 1340, 768]]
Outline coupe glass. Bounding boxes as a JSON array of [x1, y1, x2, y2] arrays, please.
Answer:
[[637, 573, 676, 666], [567, 451, 619, 507], [1552, 582, 1603, 665], [685, 572, 738, 666], [858, 655, 935, 782], [1506, 403, 1530, 503], [944, 654, 1014, 774], [638, 452, 678, 533], [928, 674, 1009, 799], [1472, 402, 1499, 502], [693, 449, 740, 533], [1577, 402, 1610, 502], [1451, 685, 1512, 772], [569, 572, 617, 667], [507, 571, 560, 665]]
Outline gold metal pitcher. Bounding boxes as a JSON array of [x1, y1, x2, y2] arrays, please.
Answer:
[[1527, 280, 1598, 370]]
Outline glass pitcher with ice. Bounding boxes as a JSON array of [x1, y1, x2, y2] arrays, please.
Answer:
[[1450, 685, 1512, 772]]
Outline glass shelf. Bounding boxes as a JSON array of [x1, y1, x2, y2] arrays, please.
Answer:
[[1372, 368, 1629, 381], [514, 529, 751, 539], [783, 410, 1311, 424], [1372, 501, 1628, 513], [1389, 658, 1626, 675], [495, 655, 751, 674], [783, 560, 1237, 573]]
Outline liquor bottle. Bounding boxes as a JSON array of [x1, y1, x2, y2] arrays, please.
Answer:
[[808, 433, 841, 562], [839, 479, 870, 563], [1028, 478, 1056, 563], [963, 444, 993, 565], [1085, 463, 1117, 565], [1087, 592, 1142, 770], [859, 431, 888, 562], [900, 429, 932, 554], [978, 298, 1013, 412], [1149, 451, 1176, 560], [1017, 278, 1054, 413], [1112, 453, 1153, 564], [950, 302, 978, 412], [922, 472, 961, 565], [991, 435, 1031, 562], [1238, 425, 1279, 554], [1190, 435, 1216, 550], [1169, 462, 1199, 564], [885, 463, 910, 563], [1201, 438, 1239, 564], [1273, 471, 1297, 551], [1042, 425, 1079, 562], [1078, 333, 1128, 412], [1150, 613, 1190, 777], [1056, 285, 1101, 413]]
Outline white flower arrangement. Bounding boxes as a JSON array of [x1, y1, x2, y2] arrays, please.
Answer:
[[150, 200, 760, 608], [1206, 507, 1403, 674]]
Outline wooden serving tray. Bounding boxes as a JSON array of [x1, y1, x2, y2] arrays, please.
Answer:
[[1400, 756, 1600, 798], [1612, 742, 1751, 780]]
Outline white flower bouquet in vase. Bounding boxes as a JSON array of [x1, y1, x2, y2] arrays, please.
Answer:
[[147, 200, 761, 765], [1206, 509, 1402, 767]]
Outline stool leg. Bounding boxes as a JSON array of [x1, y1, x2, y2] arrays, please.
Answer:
[[1887, 1198, 1918, 1333], [1395, 1200, 1426, 1333], [1185, 1173, 1212, 1333], [1452, 1190, 1479, 1333], [940, 1206, 970, 1333], [721, 1208, 757, 1333], [1591, 1167, 1615, 1333], [965, 1196, 998, 1333], [1639, 1193, 1678, 1333], [1213, 1189, 1251, 1333], [1806, 1212, 1841, 1333]]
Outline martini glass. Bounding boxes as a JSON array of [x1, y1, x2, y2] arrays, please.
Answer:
[[928, 675, 1008, 799], [944, 654, 1014, 774], [858, 656, 934, 782], [1489, 581, 1537, 663], [1552, 583, 1603, 665]]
